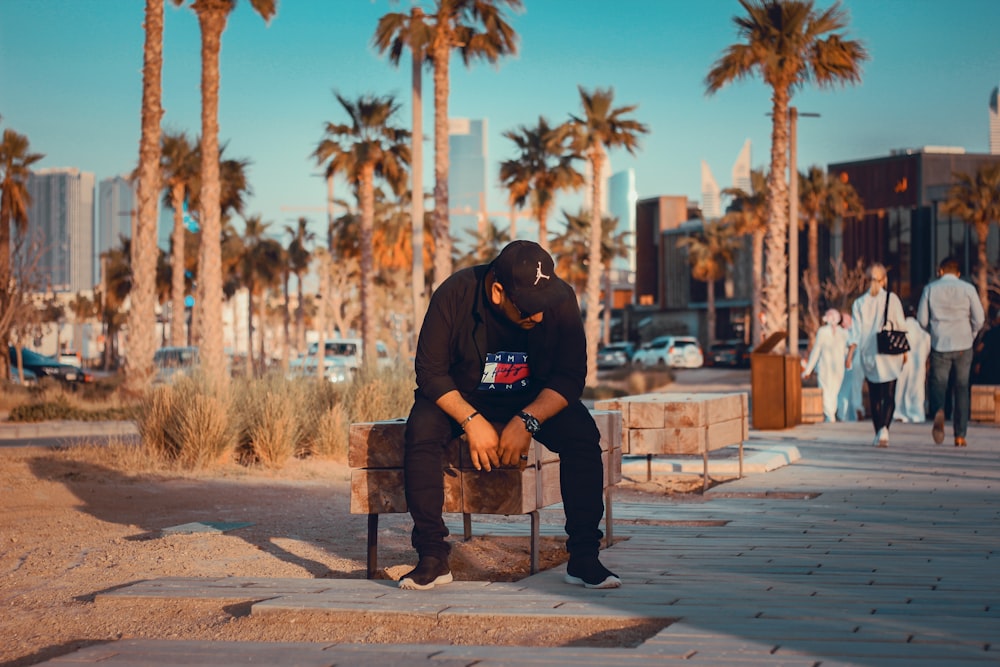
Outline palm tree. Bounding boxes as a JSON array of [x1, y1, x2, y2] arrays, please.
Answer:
[[499, 116, 582, 251], [160, 131, 198, 347], [284, 217, 315, 358], [706, 0, 867, 342], [723, 169, 769, 347], [317, 93, 410, 368], [395, 0, 520, 290], [0, 124, 44, 378], [798, 165, 862, 342], [238, 214, 282, 376], [373, 5, 432, 325], [569, 86, 648, 387], [677, 220, 742, 346], [171, 0, 277, 391], [942, 163, 1000, 315]]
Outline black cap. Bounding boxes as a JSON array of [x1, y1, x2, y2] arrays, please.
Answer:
[[491, 240, 563, 315]]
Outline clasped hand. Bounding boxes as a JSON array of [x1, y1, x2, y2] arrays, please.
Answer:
[[464, 416, 532, 472]]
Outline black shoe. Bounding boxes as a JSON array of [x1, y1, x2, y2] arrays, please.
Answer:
[[932, 410, 945, 445], [564, 557, 621, 589], [398, 555, 453, 590]]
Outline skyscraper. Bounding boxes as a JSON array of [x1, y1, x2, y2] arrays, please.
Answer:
[[990, 86, 1000, 154], [701, 160, 721, 219], [26, 168, 95, 292], [448, 117, 487, 251], [97, 175, 136, 286], [732, 139, 752, 195], [608, 169, 637, 271]]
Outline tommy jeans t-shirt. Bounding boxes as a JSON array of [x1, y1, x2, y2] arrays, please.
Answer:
[[478, 300, 533, 407]]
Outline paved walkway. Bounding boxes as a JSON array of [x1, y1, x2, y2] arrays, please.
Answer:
[[36, 419, 1000, 666]]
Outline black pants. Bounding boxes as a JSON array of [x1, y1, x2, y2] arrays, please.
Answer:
[[867, 379, 897, 432], [403, 392, 605, 561]]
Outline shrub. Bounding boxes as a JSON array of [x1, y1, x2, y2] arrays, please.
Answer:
[[136, 373, 235, 469]]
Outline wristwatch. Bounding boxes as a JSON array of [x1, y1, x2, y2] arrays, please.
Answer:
[[518, 411, 542, 435]]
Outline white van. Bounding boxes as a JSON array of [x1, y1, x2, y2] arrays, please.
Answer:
[[305, 338, 392, 376]]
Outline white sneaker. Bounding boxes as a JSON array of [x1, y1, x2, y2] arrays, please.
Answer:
[[876, 427, 889, 448]]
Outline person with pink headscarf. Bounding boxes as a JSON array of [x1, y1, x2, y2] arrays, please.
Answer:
[[802, 308, 848, 421]]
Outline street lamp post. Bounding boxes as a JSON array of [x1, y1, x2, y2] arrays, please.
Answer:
[[787, 107, 819, 356]]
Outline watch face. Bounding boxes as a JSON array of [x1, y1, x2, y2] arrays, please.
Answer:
[[520, 412, 540, 434]]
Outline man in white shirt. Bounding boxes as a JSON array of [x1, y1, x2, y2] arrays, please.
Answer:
[[917, 257, 985, 447]]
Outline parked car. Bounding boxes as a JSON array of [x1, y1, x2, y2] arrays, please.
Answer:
[[287, 354, 352, 384], [305, 338, 392, 373], [58, 350, 82, 368], [152, 346, 200, 385], [706, 339, 750, 368], [8, 347, 94, 386], [596, 341, 636, 369], [632, 335, 704, 369]]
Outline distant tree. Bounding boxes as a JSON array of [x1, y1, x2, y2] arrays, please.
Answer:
[[569, 86, 648, 387], [160, 131, 198, 347], [499, 116, 582, 251], [170, 0, 277, 391], [942, 163, 1000, 315], [0, 123, 44, 378], [317, 93, 410, 367], [707, 0, 867, 340], [124, 0, 165, 394], [284, 217, 315, 358], [677, 220, 742, 345]]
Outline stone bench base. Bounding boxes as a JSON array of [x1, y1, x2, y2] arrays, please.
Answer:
[[594, 392, 748, 490], [972, 385, 1000, 423], [349, 410, 622, 578]]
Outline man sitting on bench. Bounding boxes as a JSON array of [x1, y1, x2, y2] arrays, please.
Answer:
[[399, 240, 620, 591]]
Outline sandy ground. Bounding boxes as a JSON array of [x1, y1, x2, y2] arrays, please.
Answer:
[[0, 443, 703, 666]]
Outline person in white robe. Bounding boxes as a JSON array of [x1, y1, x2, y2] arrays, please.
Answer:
[[895, 306, 931, 423], [802, 309, 848, 421], [837, 311, 865, 422]]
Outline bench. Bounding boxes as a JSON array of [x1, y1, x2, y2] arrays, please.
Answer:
[[971, 385, 1000, 423], [594, 392, 748, 491], [348, 409, 622, 579]]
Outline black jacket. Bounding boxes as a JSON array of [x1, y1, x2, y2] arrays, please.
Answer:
[[414, 264, 587, 406]]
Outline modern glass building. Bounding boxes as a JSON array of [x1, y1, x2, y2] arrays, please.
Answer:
[[448, 117, 487, 251], [26, 168, 95, 293], [700, 160, 721, 219], [97, 175, 136, 286], [608, 168, 637, 272]]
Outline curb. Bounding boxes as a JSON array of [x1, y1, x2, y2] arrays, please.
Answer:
[[620, 443, 801, 478]]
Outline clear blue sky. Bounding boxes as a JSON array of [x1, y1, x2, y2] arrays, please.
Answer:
[[2, 0, 999, 244]]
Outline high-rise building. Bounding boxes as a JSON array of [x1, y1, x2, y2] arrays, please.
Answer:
[[608, 169, 637, 271], [990, 86, 1000, 154], [700, 160, 721, 219], [448, 117, 487, 251], [26, 168, 95, 293], [97, 175, 135, 286], [732, 139, 752, 195]]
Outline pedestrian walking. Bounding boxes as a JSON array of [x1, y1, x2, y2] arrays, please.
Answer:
[[846, 263, 907, 447], [802, 308, 848, 422], [399, 240, 619, 591], [837, 311, 865, 421], [895, 305, 932, 423], [916, 257, 985, 447]]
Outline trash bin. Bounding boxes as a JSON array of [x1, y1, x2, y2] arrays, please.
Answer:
[[750, 331, 802, 430]]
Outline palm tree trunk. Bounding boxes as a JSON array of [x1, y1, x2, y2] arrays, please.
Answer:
[[805, 215, 821, 345], [245, 280, 255, 378], [751, 229, 764, 347], [411, 42, 426, 331], [764, 89, 791, 342], [281, 271, 290, 373], [295, 270, 305, 357], [314, 251, 327, 380], [583, 149, 605, 387], [360, 164, 377, 369], [123, 0, 164, 395], [431, 39, 453, 290], [195, 6, 228, 392], [169, 184, 187, 347]]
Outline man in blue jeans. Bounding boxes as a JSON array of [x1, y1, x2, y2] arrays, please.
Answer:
[[399, 240, 619, 591], [917, 257, 985, 447]]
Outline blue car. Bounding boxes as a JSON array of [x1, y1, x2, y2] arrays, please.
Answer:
[[8, 347, 94, 386]]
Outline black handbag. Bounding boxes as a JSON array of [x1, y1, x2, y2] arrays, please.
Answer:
[[876, 291, 910, 355]]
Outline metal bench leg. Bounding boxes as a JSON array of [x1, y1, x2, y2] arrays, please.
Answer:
[[529, 510, 540, 574], [366, 513, 379, 579], [646, 454, 653, 481], [463, 512, 472, 541], [703, 450, 709, 492], [738, 440, 744, 479]]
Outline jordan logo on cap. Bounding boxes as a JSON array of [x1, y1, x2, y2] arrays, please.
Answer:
[[534, 261, 551, 285]]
